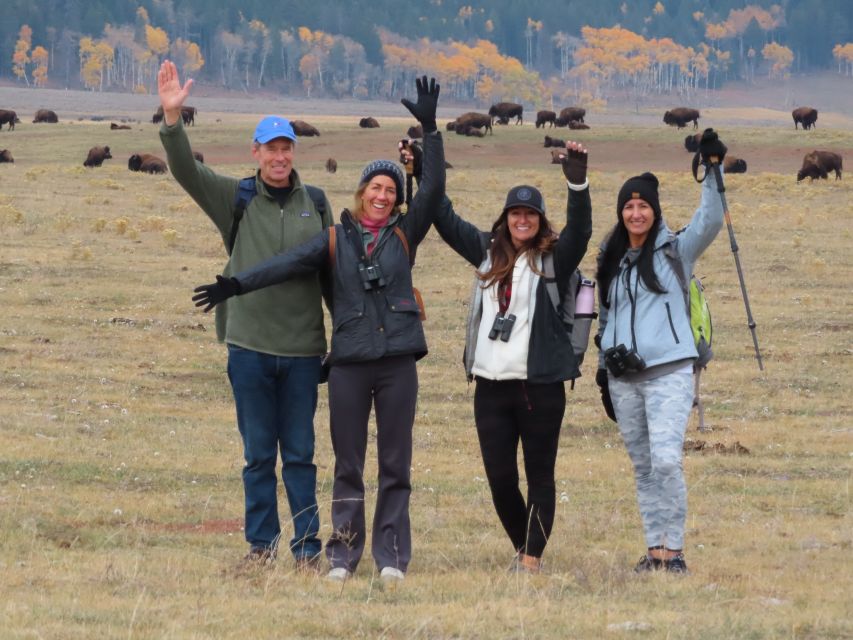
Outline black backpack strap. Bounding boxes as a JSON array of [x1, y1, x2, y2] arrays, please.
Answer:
[[228, 176, 257, 255], [304, 184, 331, 226]]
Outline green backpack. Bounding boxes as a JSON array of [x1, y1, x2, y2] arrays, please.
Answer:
[[663, 236, 713, 370]]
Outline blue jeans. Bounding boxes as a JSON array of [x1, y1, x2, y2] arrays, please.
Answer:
[[227, 345, 322, 559]]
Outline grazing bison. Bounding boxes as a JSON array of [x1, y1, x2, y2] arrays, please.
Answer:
[[407, 124, 423, 139], [325, 158, 337, 174], [664, 108, 700, 129], [83, 145, 113, 168], [559, 107, 586, 124], [291, 120, 320, 137], [543, 135, 566, 148], [797, 150, 842, 182], [453, 112, 492, 135], [192, 150, 204, 164], [489, 102, 523, 125], [152, 105, 196, 125], [128, 153, 167, 174], [446, 121, 457, 131], [359, 117, 380, 128], [33, 109, 58, 123], [723, 157, 747, 173], [568, 120, 589, 130], [0, 109, 21, 131], [535, 110, 557, 128], [792, 107, 818, 130], [0, 149, 13, 163], [110, 122, 132, 130], [684, 133, 701, 152]]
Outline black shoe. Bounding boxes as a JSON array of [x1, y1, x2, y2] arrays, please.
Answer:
[[633, 554, 664, 573], [664, 553, 689, 574]]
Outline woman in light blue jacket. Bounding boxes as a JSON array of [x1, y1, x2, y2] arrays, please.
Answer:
[[595, 129, 727, 574]]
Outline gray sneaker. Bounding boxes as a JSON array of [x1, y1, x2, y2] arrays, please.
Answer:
[[326, 567, 352, 582]]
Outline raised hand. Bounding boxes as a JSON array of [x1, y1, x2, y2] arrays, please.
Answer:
[[401, 75, 440, 133], [699, 128, 727, 165], [192, 275, 241, 313], [560, 140, 588, 185], [157, 60, 193, 125]]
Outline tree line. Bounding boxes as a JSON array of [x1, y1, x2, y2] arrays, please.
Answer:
[[2, 0, 852, 105]]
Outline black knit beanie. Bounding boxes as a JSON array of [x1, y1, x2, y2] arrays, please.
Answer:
[[616, 172, 661, 220]]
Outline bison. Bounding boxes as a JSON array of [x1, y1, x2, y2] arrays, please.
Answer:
[[291, 120, 320, 137], [0, 149, 13, 163], [192, 150, 204, 164], [723, 157, 747, 173], [684, 133, 701, 153], [792, 107, 818, 130], [325, 158, 337, 174], [455, 124, 485, 138], [559, 107, 586, 124], [453, 112, 492, 135], [797, 150, 842, 182], [489, 102, 523, 125], [128, 153, 167, 174], [0, 109, 21, 131], [359, 117, 380, 129], [446, 121, 457, 132], [568, 120, 589, 130], [83, 145, 113, 168], [406, 124, 423, 139], [110, 122, 132, 130], [535, 110, 557, 128], [152, 106, 196, 125], [664, 108, 700, 129], [543, 136, 566, 148], [33, 109, 58, 123]]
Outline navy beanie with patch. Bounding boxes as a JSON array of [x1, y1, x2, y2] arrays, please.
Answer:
[[617, 172, 661, 220], [359, 160, 405, 206]]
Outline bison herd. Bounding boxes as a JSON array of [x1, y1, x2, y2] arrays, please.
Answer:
[[0, 102, 843, 184]]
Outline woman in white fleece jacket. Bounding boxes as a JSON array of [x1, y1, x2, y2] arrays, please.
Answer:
[[432, 142, 592, 573]]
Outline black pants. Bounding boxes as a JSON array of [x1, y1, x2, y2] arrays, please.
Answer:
[[325, 355, 417, 573], [474, 378, 565, 558]]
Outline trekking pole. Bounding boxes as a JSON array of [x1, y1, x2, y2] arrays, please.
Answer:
[[710, 159, 764, 371]]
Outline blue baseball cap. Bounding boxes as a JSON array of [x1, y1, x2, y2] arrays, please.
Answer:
[[254, 116, 297, 144]]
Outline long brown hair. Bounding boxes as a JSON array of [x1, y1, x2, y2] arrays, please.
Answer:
[[478, 210, 557, 289]]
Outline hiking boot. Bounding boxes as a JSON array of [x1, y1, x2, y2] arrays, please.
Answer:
[[664, 553, 689, 574], [508, 553, 542, 575], [326, 567, 352, 582], [236, 546, 275, 571], [295, 554, 321, 575], [633, 554, 664, 573]]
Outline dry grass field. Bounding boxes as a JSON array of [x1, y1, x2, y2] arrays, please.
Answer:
[[0, 90, 851, 639]]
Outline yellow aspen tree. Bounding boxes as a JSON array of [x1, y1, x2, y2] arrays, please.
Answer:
[[762, 42, 793, 78], [31, 45, 49, 87], [12, 25, 33, 85], [145, 25, 169, 58]]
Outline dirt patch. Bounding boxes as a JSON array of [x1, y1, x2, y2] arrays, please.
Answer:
[[147, 518, 243, 535]]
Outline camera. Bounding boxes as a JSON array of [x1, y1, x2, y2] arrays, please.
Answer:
[[358, 262, 386, 290], [398, 139, 422, 178], [604, 344, 646, 377], [488, 312, 516, 342]]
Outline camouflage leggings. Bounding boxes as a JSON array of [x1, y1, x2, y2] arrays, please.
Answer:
[[609, 369, 694, 550]]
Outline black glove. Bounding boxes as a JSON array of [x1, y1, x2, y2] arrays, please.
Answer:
[[192, 275, 241, 313], [596, 368, 617, 423], [561, 144, 588, 185], [699, 128, 727, 165], [401, 75, 440, 134]]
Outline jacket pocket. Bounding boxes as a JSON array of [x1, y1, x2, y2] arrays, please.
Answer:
[[333, 300, 365, 333], [664, 301, 680, 344], [384, 295, 421, 336]]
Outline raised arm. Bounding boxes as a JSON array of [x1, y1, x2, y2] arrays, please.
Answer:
[[553, 142, 593, 282], [432, 196, 490, 267], [399, 76, 445, 246]]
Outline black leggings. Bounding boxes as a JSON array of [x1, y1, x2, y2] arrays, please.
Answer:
[[473, 378, 566, 558]]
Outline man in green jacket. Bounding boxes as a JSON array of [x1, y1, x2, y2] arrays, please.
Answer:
[[157, 59, 333, 569]]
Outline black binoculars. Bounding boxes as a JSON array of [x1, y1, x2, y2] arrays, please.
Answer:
[[488, 312, 516, 342], [358, 262, 386, 290], [604, 344, 646, 377]]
